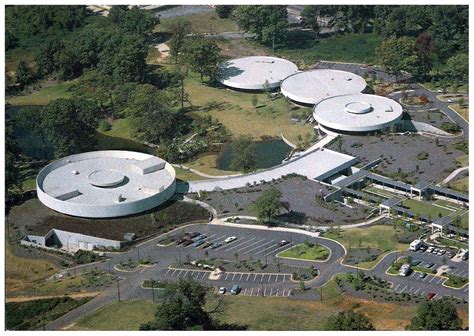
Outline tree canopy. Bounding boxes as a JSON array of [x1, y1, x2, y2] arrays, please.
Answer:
[[252, 187, 283, 223], [183, 36, 221, 82], [167, 18, 192, 64], [324, 310, 375, 330], [40, 98, 99, 158], [406, 299, 462, 330]]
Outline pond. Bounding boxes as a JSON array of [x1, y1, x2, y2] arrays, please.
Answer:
[[217, 138, 292, 171], [6, 105, 55, 160]]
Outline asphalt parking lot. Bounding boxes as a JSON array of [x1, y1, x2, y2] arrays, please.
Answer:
[[212, 286, 292, 297]]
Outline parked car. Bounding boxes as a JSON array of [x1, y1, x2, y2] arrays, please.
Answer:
[[419, 245, 428, 252], [399, 263, 411, 277], [193, 239, 205, 248], [224, 236, 237, 243], [185, 232, 200, 239], [412, 260, 422, 266], [183, 239, 194, 247], [419, 272, 428, 279], [211, 242, 222, 249], [446, 252, 455, 259], [461, 250, 469, 260], [437, 250, 446, 256], [278, 240, 290, 247], [433, 248, 440, 254], [424, 262, 434, 268], [195, 234, 207, 241], [426, 246, 434, 253], [230, 285, 241, 295], [176, 238, 188, 245], [426, 292, 436, 300], [218, 287, 226, 294], [201, 242, 212, 249]]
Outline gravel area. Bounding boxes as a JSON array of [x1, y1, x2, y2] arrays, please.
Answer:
[[327, 134, 466, 184], [190, 176, 371, 226], [402, 106, 455, 130]]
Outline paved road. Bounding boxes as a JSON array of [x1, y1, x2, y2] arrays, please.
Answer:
[[153, 5, 213, 19], [45, 223, 469, 330]]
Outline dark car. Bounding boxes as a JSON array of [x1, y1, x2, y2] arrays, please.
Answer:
[[201, 242, 212, 249], [462, 251, 469, 260], [419, 245, 428, 252], [446, 252, 455, 259], [183, 239, 194, 247], [419, 272, 427, 279], [194, 234, 207, 241], [411, 260, 422, 266], [211, 242, 222, 249], [176, 238, 188, 245], [424, 262, 434, 268], [278, 240, 290, 247]]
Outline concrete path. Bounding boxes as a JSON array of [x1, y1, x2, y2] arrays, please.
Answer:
[[173, 164, 242, 179], [441, 166, 469, 185]]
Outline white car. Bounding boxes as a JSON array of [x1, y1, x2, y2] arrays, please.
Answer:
[[218, 287, 226, 294], [447, 98, 455, 103], [426, 246, 434, 253], [224, 236, 237, 243]]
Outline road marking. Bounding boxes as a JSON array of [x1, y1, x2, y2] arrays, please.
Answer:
[[254, 243, 279, 255], [275, 275, 279, 283], [207, 234, 227, 244], [246, 274, 251, 281], [250, 288, 254, 296], [225, 237, 257, 252], [398, 285, 407, 293], [170, 269, 177, 277], [263, 243, 293, 257], [410, 272, 417, 278], [245, 240, 275, 254], [201, 272, 207, 279], [176, 270, 183, 277], [270, 288, 273, 296], [225, 273, 229, 281], [253, 273, 258, 281], [268, 275, 273, 283], [420, 291, 425, 296], [429, 276, 436, 283], [232, 273, 237, 281], [408, 287, 414, 293], [394, 284, 400, 291], [239, 274, 244, 281], [436, 278, 444, 284], [264, 288, 267, 296], [234, 238, 267, 253], [182, 270, 189, 278], [243, 288, 248, 295], [414, 288, 420, 294], [165, 269, 171, 276], [463, 287, 469, 292], [190, 270, 195, 276]]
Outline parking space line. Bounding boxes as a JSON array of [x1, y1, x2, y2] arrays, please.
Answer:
[[410, 273, 417, 279], [176, 270, 183, 277], [436, 278, 444, 284], [264, 288, 267, 296], [245, 240, 275, 254], [225, 237, 257, 252], [408, 287, 414, 293], [394, 284, 400, 291], [270, 288, 273, 296], [246, 274, 251, 281], [463, 287, 469, 292], [414, 288, 420, 294], [254, 243, 279, 255], [239, 274, 244, 281], [202, 272, 207, 279], [250, 288, 254, 296], [224, 273, 229, 281], [207, 235, 227, 244], [264, 243, 293, 257], [170, 269, 177, 277], [243, 288, 248, 295], [232, 273, 236, 280], [253, 273, 258, 281], [398, 285, 407, 293], [267, 275, 273, 283], [234, 238, 267, 253], [429, 276, 436, 283], [165, 269, 171, 276], [275, 275, 279, 282]]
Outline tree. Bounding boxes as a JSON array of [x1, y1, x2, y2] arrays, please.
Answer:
[[15, 60, 34, 87], [215, 5, 236, 19], [167, 18, 192, 64], [406, 299, 462, 330], [413, 32, 435, 80], [376, 36, 418, 80], [109, 6, 158, 35], [444, 53, 468, 85], [252, 187, 283, 223], [300, 6, 321, 32], [182, 36, 221, 82], [124, 84, 177, 144], [233, 6, 288, 50], [40, 98, 99, 158], [324, 310, 375, 331], [5, 120, 21, 192], [229, 136, 257, 173]]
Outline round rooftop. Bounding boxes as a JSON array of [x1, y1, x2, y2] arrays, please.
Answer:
[[281, 69, 367, 105], [217, 56, 298, 90], [313, 94, 403, 133], [36, 151, 176, 218]]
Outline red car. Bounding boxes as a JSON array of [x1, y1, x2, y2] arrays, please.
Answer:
[[426, 292, 436, 300]]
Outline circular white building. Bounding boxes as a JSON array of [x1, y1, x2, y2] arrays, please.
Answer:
[[313, 94, 403, 134], [36, 151, 176, 218], [281, 69, 367, 105], [217, 56, 298, 90]]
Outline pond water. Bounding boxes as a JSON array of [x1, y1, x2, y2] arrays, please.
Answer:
[[217, 138, 292, 171], [6, 105, 55, 160]]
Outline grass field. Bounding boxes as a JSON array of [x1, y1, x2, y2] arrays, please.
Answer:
[[70, 299, 156, 330], [276, 33, 383, 65], [448, 177, 469, 194], [279, 243, 330, 261], [437, 237, 469, 250], [21, 178, 36, 191], [455, 154, 469, 167], [185, 73, 314, 144], [7, 81, 73, 106], [156, 11, 240, 34], [174, 167, 207, 181], [324, 225, 408, 268], [183, 153, 240, 176], [363, 186, 403, 199], [449, 104, 469, 121], [402, 199, 453, 219]]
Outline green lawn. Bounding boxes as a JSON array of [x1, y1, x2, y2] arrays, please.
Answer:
[[444, 274, 469, 289], [174, 167, 206, 181], [276, 33, 383, 65], [363, 186, 402, 199], [437, 237, 469, 250], [455, 154, 469, 167], [324, 225, 408, 253], [21, 178, 36, 191], [7, 81, 73, 106], [70, 299, 156, 330], [279, 243, 330, 261], [156, 11, 240, 34], [401, 199, 453, 219], [448, 177, 469, 194]]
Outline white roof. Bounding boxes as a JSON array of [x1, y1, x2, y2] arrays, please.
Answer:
[[313, 94, 403, 133], [38, 151, 175, 207], [281, 69, 367, 105], [217, 56, 298, 90]]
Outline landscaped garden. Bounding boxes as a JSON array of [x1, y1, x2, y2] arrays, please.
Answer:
[[278, 241, 330, 261], [443, 274, 469, 289]]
